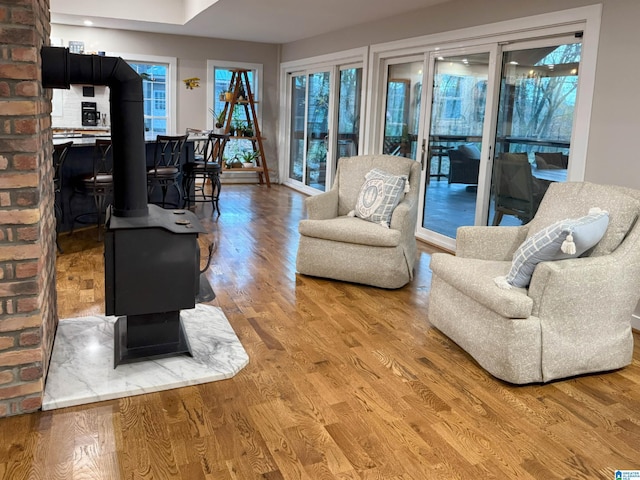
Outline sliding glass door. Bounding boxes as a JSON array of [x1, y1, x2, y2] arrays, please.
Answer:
[[285, 61, 364, 192], [420, 50, 494, 242], [382, 58, 423, 160], [287, 70, 331, 189], [336, 66, 362, 162], [415, 36, 583, 248], [490, 37, 580, 226]]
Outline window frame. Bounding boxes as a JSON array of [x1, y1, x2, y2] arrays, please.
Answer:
[[205, 60, 263, 131], [108, 52, 177, 136]]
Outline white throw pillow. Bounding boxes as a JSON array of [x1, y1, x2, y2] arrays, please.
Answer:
[[495, 208, 610, 289], [349, 168, 409, 228]]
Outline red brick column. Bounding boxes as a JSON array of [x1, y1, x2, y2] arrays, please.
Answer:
[[0, 0, 55, 416]]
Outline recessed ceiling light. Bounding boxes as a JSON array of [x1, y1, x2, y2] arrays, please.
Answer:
[[509, 61, 519, 65], [83, 20, 93, 26]]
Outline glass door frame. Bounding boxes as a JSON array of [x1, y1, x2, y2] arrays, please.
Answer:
[[416, 44, 500, 250], [496, 33, 585, 183], [283, 66, 336, 194], [333, 62, 365, 180], [371, 54, 427, 158]]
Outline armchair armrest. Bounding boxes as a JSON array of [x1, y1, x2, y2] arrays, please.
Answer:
[[456, 225, 528, 260], [528, 254, 636, 316], [527, 254, 639, 380], [390, 193, 418, 233], [305, 189, 339, 220]]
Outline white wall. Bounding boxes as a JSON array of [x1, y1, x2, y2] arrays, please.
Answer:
[[52, 85, 110, 129]]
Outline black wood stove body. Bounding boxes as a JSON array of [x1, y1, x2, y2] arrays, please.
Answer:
[[42, 47, 207, 367], [105, 205, 205, 365]]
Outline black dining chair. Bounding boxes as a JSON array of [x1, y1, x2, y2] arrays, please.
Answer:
[[70, 139, 114, 241], [53, 141, 74, 252], [182, 132, 228, 215], [147, 134, 188, 208]]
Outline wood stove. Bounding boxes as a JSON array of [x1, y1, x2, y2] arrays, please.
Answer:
[[42, 47, 208, 367], [105, 205, 205, 365]]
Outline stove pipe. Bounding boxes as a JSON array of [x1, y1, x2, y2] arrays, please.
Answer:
[[41, 46, 148, 218]]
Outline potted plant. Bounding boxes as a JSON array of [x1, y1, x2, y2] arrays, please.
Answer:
[[231, 108, 246, 136], [225, 157, 243, 169], [208, 108, 226, 130], [238, 150, 259, 168]]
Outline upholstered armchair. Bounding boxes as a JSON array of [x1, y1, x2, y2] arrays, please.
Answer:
[[296, 155, 421, 289], [428, 181, 640, 384]]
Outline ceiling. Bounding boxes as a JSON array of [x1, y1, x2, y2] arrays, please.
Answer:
[[50, 0, 453, 44]]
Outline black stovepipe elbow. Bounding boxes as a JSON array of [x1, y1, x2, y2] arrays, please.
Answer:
[[41, 46, 148, 218]]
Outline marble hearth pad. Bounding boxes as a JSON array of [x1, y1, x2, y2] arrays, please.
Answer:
[[42, 304, 249, 411]]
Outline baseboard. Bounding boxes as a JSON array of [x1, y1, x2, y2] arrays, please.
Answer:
[[632, 314, 640, 332]]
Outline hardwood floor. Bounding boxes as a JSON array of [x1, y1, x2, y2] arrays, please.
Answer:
[[2, 184, 640, 479]]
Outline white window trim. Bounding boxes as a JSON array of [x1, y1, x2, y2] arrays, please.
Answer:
[[205, 60, 263, 131], [107, 52, 177, 135], [279, 47, 368, 191]]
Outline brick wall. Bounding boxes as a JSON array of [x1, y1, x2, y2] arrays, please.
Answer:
[[0, 0, 55, 416]]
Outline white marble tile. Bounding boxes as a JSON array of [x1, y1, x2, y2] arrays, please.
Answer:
[[43, 304, 249, 411]]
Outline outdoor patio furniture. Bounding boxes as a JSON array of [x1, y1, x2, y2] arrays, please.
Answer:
[[447, 144, 480, 185], [492, 153, 548, 225], [534, 151, 569, 169]]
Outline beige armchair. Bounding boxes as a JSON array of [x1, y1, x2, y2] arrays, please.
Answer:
[[428, 181, 640, 384], [296, 155, 421, 289]]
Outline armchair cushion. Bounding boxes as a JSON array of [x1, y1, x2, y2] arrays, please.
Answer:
[[497, 208, 610, 288], [457, 143, 481, 160], [351, 168, 408, 227], [298, 216, 401, 247]]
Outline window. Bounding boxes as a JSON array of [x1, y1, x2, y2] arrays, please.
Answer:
[[110, 52, 176, 136], [128, 62, 168, 136]]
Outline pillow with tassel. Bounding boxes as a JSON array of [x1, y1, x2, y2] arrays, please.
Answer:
[[494, 207, 609, 289]]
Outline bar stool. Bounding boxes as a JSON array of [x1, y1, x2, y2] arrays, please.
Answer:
[[147, 134, 188, 208], [70, 139, 114, 241], [53, 141, 73, 252], [182, 133, 228, 215]]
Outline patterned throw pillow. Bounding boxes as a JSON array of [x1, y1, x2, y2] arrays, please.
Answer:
[[349, 168, 409, 228], [494, 208, 609, 289]]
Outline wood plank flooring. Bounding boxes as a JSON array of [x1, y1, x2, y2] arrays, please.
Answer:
[[2, 184, 640, 479]]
